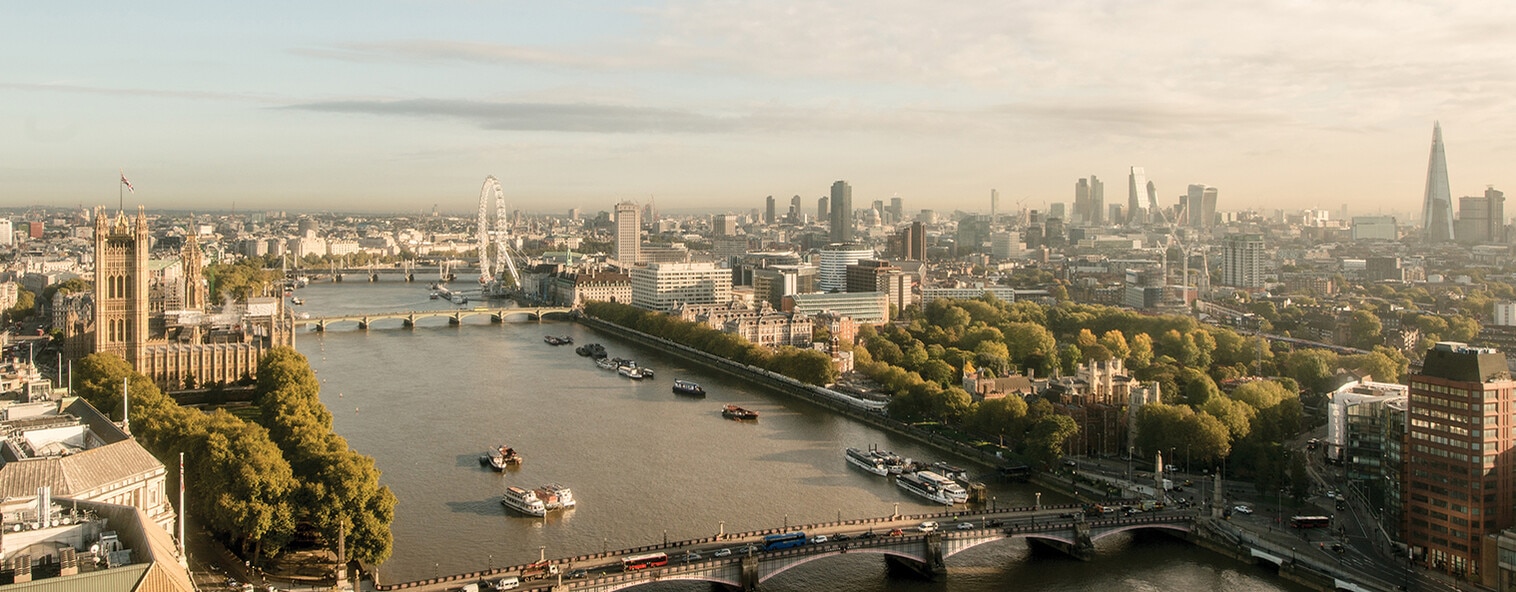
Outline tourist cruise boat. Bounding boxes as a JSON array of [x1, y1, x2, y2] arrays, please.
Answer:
[[917, 470, 969, 503], [671, 380, 706, 397], [502, 484, 576, 517], [930, 461, 970, 482], [896, 471, 956, 506], [501, 486, 547, 516], [846, 447, 889, 476]]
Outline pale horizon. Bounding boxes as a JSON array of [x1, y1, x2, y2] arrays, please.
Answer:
[[4, 2, 1515, 216]]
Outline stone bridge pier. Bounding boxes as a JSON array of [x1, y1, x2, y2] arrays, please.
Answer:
[[1027, 522, 1096, 561], [884, 533, 949, 582]]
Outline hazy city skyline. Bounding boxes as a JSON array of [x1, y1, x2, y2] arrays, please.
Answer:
[[5, 2, 1515, 215]]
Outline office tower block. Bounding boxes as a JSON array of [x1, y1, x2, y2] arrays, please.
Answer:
[[1128, 167, 1146, 224], [615, 201, 641, 264], [830, 181, 853, 243], [1220, 233, 1265, 288], [1073, 176, 1104, 225], [1404, 343, 1516, 578], [764, 195, 776, 225]]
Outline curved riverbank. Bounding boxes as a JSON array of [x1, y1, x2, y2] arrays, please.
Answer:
[[578, 316, 1022, 474]]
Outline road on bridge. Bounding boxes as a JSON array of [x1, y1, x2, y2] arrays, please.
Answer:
[[368, 504, 1165, 592]]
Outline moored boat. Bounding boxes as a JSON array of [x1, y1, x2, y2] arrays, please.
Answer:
[[918, 470, 969, 503], [617, 364, 645, 379], [479, 445, 523, 471], [501, 483, 576, 516], [671, 380, 705, 397], [595, 358, 618, 370], [930, 461, 970, 482], [722, 404, 759, 420], [896, 470, 956, 505], [534, 483, 576, 511], [639, 367, 655, 379], [846, 447, 889, 476], [501, 486, 547, 516]]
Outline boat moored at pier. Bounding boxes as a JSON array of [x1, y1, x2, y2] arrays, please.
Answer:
[[896, 470, 956, 505], [501, 484, 576, 517], [930, 461, 970, 482], [845, 447, 889, 476]]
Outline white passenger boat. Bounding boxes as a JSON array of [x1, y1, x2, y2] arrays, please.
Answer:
[[502, 484, 576, 517], [918, 470, 969, 503], [896, 471, 956, 505], [501, 486, 547, 516], [846, 447, 890, 476]]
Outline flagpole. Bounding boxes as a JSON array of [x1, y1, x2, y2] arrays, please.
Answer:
[[119, 169, 124, 213]]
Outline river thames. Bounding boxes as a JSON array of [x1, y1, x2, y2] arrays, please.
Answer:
[[292, 278, 1302, 591]]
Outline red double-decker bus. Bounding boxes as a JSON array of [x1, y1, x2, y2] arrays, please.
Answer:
[[622, 552, 669, 571]]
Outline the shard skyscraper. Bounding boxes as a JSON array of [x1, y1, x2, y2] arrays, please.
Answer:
[[1422, 121, 1455, 242]]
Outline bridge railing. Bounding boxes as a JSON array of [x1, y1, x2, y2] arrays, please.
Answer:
[[372, 503, 1119, 590]]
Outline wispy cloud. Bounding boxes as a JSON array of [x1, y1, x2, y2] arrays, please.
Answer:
[[0, 81, 282, 103], [290, 40, 642, 70], [282, 99, 737, 133]]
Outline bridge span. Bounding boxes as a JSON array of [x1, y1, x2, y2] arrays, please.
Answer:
[[374, 505, 1197, 592], [295, 307, 575, 331]]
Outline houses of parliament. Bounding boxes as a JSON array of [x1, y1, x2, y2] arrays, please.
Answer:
[[59, 207, 293, 389]]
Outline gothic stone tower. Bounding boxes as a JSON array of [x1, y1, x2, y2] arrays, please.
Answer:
[[181, 233, 207, 311], [93, 206, 150, 368]]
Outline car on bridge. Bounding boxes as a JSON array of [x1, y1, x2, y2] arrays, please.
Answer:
[[833, 533, 851, 541], [809, 535, 828, 544], [1233, 505, 1254, 515], [713, 548, 732, 557], [917, 521, 939, 533], [566, 569, 588, 579], [888, 528, 905, 537], [956, 522, 975, 530]]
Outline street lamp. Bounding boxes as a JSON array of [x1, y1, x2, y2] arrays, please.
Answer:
[[1035, 492, 1041, 511], [992, 496, 997, 511]]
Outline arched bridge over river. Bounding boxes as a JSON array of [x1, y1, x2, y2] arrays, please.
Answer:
[[294, 307, 575, 331], [376, 505, 1197, 592]]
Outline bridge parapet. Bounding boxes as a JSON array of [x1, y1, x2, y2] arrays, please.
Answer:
[[371, 508, 1193, 591]]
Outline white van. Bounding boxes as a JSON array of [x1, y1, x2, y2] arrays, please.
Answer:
[[495, 576, 520, 590]]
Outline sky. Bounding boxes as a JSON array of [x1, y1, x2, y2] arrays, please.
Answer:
[[3, 1, 1516, 216]]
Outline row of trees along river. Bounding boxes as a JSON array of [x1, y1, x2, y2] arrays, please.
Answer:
[[73, 348, 395, 566]]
